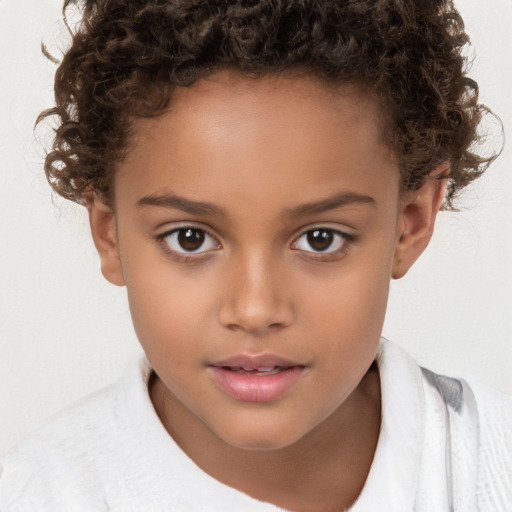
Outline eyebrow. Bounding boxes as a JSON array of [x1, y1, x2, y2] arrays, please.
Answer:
[[283, 191, 376, 217], [138, 193, 226, 216], [137, 190, 375, 217]]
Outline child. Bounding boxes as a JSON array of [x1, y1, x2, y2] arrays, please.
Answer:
[[1, 0, 511, 510]]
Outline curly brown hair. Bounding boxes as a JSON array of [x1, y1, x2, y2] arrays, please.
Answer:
[[39, 0, 500, 209]]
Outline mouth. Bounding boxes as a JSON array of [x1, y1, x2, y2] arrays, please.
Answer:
[[208, 355, 306, 402], [218, 365, 294, 376]]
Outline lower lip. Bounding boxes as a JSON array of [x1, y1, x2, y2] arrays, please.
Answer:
[[209, 366, 304, 402]]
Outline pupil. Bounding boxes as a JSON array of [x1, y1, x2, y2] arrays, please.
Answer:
[[307, 229, 333, 251], [178, 229, 205, 251]]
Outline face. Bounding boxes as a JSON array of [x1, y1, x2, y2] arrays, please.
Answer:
[[91, 72, 441, 452]]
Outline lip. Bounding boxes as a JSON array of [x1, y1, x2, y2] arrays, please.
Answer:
[[208, 354, 306, 402]]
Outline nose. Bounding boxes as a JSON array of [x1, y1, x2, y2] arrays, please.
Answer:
[[218, 251, 294, 336]]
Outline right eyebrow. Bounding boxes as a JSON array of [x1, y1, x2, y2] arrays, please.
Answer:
[[137, 193, 226, 216]]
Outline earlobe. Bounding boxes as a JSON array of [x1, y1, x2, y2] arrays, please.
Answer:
[[85, 193, 125, 286], [392, 166, 448, 279]]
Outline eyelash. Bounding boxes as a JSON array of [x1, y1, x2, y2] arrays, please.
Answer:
[[155, 225, 356, 262], [291, 228, 355, 261], [155, 226, 220, 262]]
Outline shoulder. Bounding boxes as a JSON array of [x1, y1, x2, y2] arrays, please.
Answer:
[[427, 367, 512, 507], [420, 362, 512, 454], [419, 352, 512, 509], [377, 339, 512, 509], [378, 339, 512, 427], [0, 356, 150, 511], [467, 379, 512, 509]]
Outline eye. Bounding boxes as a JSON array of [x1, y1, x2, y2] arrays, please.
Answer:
[[159, 227, 220, 255], [292, 228, 352, 254]]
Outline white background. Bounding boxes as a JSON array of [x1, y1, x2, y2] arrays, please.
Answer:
[[1, 0, 511, 456]]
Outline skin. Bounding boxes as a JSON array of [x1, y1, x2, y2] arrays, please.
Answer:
[[87, 71, 446, 511]]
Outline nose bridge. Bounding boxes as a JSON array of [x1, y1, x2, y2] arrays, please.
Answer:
[[219, 246, 292, 334]]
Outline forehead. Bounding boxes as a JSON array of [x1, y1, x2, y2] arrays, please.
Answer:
[[116, 71, 399, 213]]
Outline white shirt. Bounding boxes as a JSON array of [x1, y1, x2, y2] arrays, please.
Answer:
[[1, 339, 511, 511]]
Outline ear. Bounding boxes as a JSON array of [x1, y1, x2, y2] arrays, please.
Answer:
[[85, 192, 125, 286], [392, 165, 448, 279]]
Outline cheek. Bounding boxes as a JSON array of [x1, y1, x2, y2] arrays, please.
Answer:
[[298, 253, 392, 376], [303, 260, 390, 335], [122, 254, 217, 361]]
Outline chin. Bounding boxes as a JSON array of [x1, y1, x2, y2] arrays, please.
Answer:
[[225, 437, 298, 452], [214, 419, 308, 452]]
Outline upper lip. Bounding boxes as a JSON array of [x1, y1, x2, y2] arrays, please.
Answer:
[[209, 354, 304, 371]]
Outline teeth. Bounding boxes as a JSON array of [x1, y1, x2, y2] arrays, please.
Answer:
[[225, 365, 283, 374]]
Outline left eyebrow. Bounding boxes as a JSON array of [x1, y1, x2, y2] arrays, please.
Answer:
[[283, 191, 376, 218]]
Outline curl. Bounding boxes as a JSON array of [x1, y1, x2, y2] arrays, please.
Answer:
[[38, 0, 502, 209]]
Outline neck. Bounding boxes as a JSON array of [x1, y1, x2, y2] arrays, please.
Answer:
[[150, 363, 381, 512]]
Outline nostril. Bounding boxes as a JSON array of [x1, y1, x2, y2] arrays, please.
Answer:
[[269, 322, 286, 331], [223, 320, 288, 335]]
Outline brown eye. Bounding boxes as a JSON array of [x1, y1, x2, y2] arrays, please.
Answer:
[[177, 228, 205, 251], [306, 229, 334, 252], [160, 227, 219, 254], [292, 227, 352, 256]]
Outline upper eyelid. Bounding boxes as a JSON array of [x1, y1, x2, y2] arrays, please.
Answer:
[[156, 223, 220, 240], [291, 228, 352, 248], [290, 223, 355, 241]]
